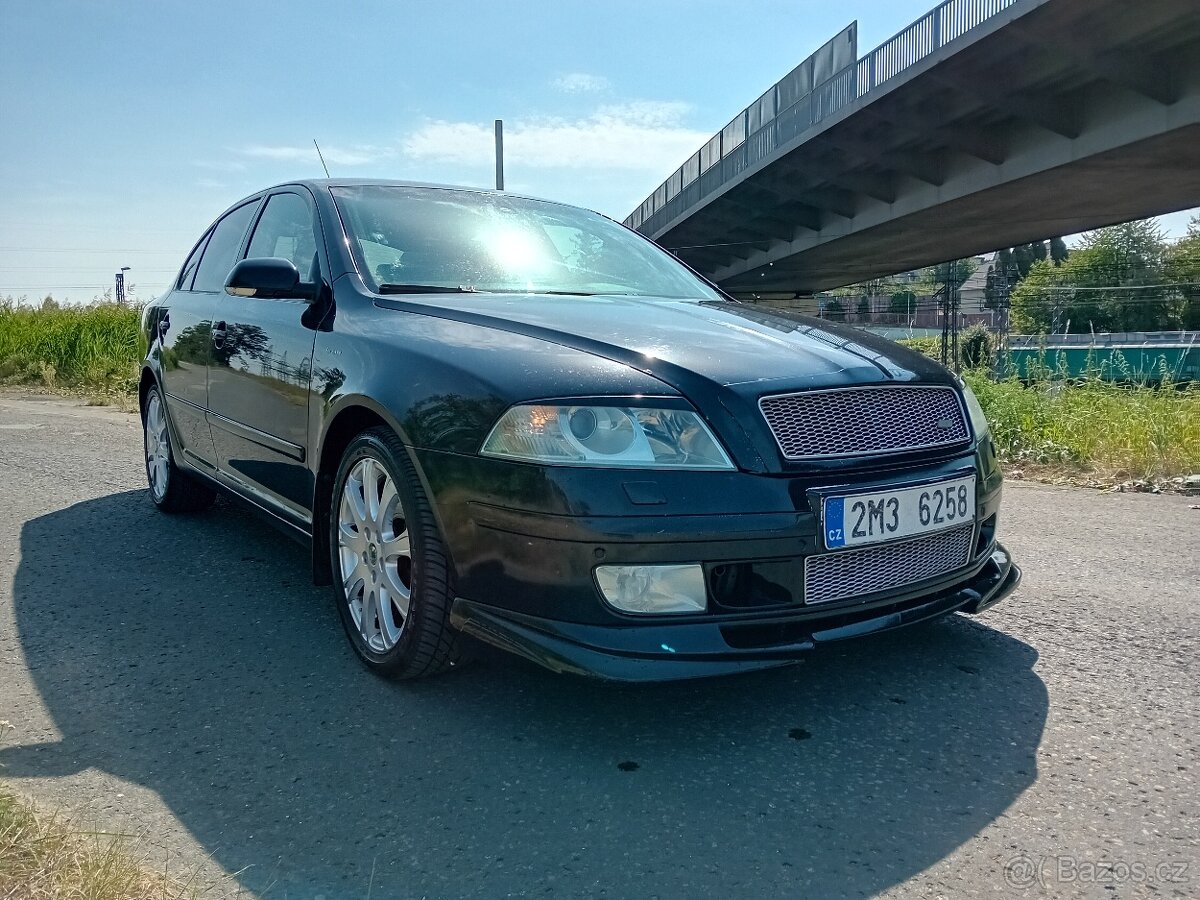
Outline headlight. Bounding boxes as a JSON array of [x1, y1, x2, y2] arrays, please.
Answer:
[[481, 403, 735, 469], [959, 380, 990, 440]]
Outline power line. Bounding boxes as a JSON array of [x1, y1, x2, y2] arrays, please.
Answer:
[[2, 221, 197, 234], [0, 266, 178, 272], [1022, 282, 1200, 292], [0, 247, 183, 253]]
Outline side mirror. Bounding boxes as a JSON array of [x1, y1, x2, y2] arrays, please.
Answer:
[[224, 258, 317, 302]]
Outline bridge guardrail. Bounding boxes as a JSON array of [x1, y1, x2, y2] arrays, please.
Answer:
[[627, 0, 1018, 238]]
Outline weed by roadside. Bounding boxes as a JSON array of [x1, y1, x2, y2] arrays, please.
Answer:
[[962, 371, 1199, 483], [898, 338, 1199, 485], [0, 722, 243, 898], [0, 300, 142, 400]]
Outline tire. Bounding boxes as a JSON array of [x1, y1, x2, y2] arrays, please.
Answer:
[[329, 427, 464, 679], [142, 384, 217, 513]]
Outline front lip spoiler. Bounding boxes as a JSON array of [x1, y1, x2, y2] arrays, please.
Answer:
[[450, 543, 1022, 682]]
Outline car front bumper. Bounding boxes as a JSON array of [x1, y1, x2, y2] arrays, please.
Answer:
[[450, 543, 1020, 682]]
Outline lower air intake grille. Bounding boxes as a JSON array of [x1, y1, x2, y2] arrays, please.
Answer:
[[804, 525, 974, 605]]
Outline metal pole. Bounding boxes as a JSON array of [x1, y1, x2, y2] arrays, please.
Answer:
[[494, 119, 504, 191], [939, 262, 951, 367], [115, 266, 129, 304], [950, 265, 961, 373]]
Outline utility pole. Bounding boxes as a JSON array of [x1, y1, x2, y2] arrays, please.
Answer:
[[494, 119, 505, 191], [995, 262, 1014, 376], [938, 260, 962, 372], [950, 263, 961, 372]]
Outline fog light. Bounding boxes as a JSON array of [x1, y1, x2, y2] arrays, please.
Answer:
[[594, 564, 707, 614]]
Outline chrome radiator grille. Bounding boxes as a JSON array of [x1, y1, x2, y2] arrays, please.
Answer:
[[759, 386, 969, 460], [804, 525, 974, 605]]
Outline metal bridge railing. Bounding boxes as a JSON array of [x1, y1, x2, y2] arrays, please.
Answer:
[[627, 0, 1019, 237]]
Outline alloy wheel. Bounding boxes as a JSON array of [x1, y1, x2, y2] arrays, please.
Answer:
[[337, 457, 413, 652], [144, 392, 170, 502]]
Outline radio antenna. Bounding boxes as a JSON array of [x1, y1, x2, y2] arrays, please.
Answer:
[[313, 139, 331, 178]]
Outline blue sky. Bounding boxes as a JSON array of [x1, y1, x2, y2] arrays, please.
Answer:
[[1, 0, 1195, 302]]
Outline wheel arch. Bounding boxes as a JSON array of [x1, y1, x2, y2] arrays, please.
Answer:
[[138, 365, 184, 453], [138, 366, 158, 417], [310, 398, 452, 587]]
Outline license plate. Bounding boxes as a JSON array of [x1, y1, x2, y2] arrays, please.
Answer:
[[822, 475, 976, 550]]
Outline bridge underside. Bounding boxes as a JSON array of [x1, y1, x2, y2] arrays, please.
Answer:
[[653, 0, 1200, 294]]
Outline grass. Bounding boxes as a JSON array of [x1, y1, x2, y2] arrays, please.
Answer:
[[0, 723, 241, 899], [0, 300, 142, 404], [963, 370, 1200, 482], [0, 790, 195, 898], [898, 338, 1199, 481]]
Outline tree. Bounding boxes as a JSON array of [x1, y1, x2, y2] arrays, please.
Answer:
[[1050, 236, 1069, 267], [1031, 240, 1048, 263], [912, 258, 976, 299], [823, 298, 846, 321], [997, 247, 1014, 278], [1011, 220, 1171, 333], [826, 273, 896, 302], [1012, 245, 1034, 278], [1165, 215, 1200, 330], [889, 290, 917, 316], [856, 296, 871, 321], [960, 323, 993, 368]]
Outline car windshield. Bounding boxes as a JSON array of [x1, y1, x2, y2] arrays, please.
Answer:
[[330, 185, 721, 300]]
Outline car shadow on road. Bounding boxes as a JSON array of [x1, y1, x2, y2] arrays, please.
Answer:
[[5, 490, 1047, 899]]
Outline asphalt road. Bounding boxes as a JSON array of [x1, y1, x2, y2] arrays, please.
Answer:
[[0, 392, 1196, 899]]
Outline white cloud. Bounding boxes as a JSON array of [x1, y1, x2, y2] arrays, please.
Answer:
[[237, 144, 390, 166], [552, 72, 610, 94], [595, 100, 695, 128], [402, 101, 707, 174]]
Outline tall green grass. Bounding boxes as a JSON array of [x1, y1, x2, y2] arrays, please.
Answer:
[[0, 300, 143, 396], [963, 371, 1199, 480], [898, 337, 1199, 478]]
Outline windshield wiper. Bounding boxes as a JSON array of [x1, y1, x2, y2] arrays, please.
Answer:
[[377, 284, 623, 297], [376, 283, 482, 295]]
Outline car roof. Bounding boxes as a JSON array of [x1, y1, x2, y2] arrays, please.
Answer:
[[277, 178, 582, 211]]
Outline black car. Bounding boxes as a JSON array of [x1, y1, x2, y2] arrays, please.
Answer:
[[139, 179, 1020, 681]]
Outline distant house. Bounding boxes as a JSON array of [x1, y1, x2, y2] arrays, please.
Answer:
[[958, 253, 996, 326]]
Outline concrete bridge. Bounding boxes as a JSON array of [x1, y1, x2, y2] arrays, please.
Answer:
[[625, 0, 1200, 294]]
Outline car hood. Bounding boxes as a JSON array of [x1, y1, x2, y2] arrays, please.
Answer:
[[375, 293, 949, 394]]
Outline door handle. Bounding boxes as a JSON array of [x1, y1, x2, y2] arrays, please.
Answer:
[[212, 321, 227, 349]]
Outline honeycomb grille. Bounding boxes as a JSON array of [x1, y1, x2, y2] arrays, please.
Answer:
[[759, 386, 969, 460], [804, 525, 974, 605]]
